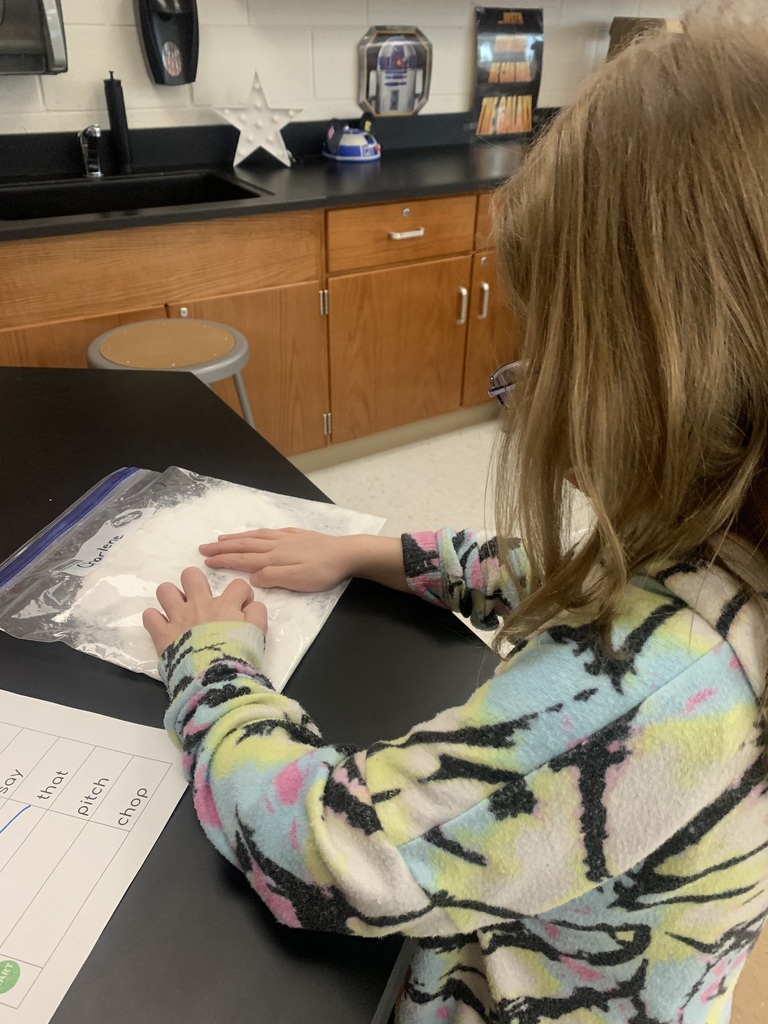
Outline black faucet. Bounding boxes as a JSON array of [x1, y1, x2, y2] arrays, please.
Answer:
[[77, 124, 103, 178]]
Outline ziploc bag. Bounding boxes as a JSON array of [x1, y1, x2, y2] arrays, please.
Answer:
[[0, 467, 384, 691]]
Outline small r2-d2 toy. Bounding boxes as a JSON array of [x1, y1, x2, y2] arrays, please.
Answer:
[[358, 26, 432, 117]]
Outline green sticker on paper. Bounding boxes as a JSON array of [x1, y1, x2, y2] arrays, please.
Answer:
[[0, 960, 20, 993]]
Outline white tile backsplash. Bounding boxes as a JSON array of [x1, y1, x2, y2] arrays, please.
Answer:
[[424, 26, 475, 101], [0, 77, 45, 115], [248, 0, 367, 28], [40, 26, 191, 112], [366, 1, 473, 28], [199, 1, 250, 27], [0, 0, 684, 134], [60, 0, 106, 25], [250, 27, 315, 109], [192, 26, 266, 108], [102, 0, 136, 26], [312, 28, 365, 102], [637, 0, 682, 16]]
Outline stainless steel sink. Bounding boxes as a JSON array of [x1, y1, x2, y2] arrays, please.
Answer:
[[0, 170, 270, 221]]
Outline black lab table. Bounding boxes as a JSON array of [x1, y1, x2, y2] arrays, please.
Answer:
[[0, 367, 495, 1024]]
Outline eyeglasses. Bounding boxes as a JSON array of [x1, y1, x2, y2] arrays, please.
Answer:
[[488, 360, 520, 407]]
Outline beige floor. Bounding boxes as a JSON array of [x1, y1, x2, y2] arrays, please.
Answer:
[[733, 926, 768, 1023], [305, 416, 502, 646], [304, 416, 768, 1021], [304, 416, 501, 540]]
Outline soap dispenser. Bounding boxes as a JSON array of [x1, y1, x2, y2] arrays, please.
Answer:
[[134, 0, 199, 85]]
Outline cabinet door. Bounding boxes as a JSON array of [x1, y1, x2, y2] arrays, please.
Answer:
[[0, 307, 166, 368], [462, 251, 521, 407], [167, 282, 329, 457], [329, 256, 471, 443]]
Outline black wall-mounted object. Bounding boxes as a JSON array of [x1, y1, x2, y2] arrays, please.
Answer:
[[104, 71, 133, 174], [134, 0, 198, 86], [0, 0, 68, 75]]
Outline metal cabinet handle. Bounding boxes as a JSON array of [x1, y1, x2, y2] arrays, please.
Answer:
[[477, 281, 490, 320], [456, 286, 469, 325], [388, 227, 425, 240]]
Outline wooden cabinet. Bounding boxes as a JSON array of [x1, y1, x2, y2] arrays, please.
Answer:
[[328, 257, 471, 443], [166, 283, 329, 456], [0, 210, 326, 456], [460, 194, 521, 406], [461, 250, 520, 406], [327, 195, 477, 273], [0, 212, 322, 331], [0, 307, 165, 368], [0, 191, 517, 454], [326, 194, 477, 443]]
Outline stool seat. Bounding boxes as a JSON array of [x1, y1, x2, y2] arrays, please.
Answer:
[[87, 318, 255, 426]]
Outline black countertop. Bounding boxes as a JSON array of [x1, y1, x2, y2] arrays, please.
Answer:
[[0, 366, 496, 1024], [0, 140, 526, 243]]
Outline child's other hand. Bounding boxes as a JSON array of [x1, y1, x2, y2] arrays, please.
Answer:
[[199, 528, 355, 593], [143, 566, 268, 656]]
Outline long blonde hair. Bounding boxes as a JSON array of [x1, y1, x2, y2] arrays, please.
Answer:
[[492, 8, 768, 694]]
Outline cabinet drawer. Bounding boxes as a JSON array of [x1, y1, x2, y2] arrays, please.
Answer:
[[327, 195, 477, 273], [0, 210, 322, 331]]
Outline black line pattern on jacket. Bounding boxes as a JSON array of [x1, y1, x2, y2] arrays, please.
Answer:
[[234, 813, 434, 932], [715, 587, 751, 639], [323, 775, 382, 835], [401, 530, 515, 626], [611, 758, 767, 911], [549, 708, 637, 883], [233, 718, 328, 749], [405, 973, 491, 1022], [423, 826, 487, 866], [479, 920, 652, 966], [548, 597, 686, 694], [653, 558, 707, 585], [675, 912, 768, 1018], [494, 960, 664, 1024], [369, 713, 540, 755], [401, 533, 440, 580]]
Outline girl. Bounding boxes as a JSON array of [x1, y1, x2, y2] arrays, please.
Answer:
[[144, 9, 768, 1022]]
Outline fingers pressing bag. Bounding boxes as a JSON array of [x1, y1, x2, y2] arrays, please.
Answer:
[[0, 466, 383, 690]]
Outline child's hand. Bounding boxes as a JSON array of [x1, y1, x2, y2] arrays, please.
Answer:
[[199, 528, 357, 593], [143, 566, 268, 656]]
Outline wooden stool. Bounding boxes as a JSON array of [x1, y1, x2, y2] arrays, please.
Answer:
[[87, 318, 256, 428]]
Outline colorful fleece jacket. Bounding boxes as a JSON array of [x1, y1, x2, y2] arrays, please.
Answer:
[[160, 530, 768, 1024]]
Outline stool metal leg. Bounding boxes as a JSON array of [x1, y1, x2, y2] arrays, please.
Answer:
[[233, 372, 256, 429]]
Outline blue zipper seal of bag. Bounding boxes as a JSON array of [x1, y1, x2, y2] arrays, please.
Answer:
[[0, 467, 142, 590]]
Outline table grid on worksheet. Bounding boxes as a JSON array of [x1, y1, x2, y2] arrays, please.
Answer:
[[0, 721, 174, 1011]]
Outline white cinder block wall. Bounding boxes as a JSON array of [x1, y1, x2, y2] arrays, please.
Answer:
[[0, 0, 682, 136]]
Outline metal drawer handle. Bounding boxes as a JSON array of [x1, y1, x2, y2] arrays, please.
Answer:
[[388, 227, 425, 240], [478, 281, 490, 320], [456, 286, 469, 325]]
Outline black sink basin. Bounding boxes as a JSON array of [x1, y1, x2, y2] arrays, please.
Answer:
[[0, 170, 270, 221]]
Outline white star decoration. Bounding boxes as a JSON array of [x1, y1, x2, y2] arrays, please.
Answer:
[[217, 70, 301, 167]]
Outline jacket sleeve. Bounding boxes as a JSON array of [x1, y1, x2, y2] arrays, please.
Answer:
[[401, 528, 529, 630], [161, 617, 758, 940]]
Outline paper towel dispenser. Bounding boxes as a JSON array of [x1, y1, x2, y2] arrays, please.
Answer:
[[0, 0, 67, 75], [135, 0, 198, 86]]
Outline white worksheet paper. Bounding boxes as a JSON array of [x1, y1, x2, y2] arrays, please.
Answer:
[[0, 689, 186, 1024]]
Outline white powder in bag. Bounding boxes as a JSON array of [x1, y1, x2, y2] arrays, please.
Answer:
[[49, 480, 384, 689]]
